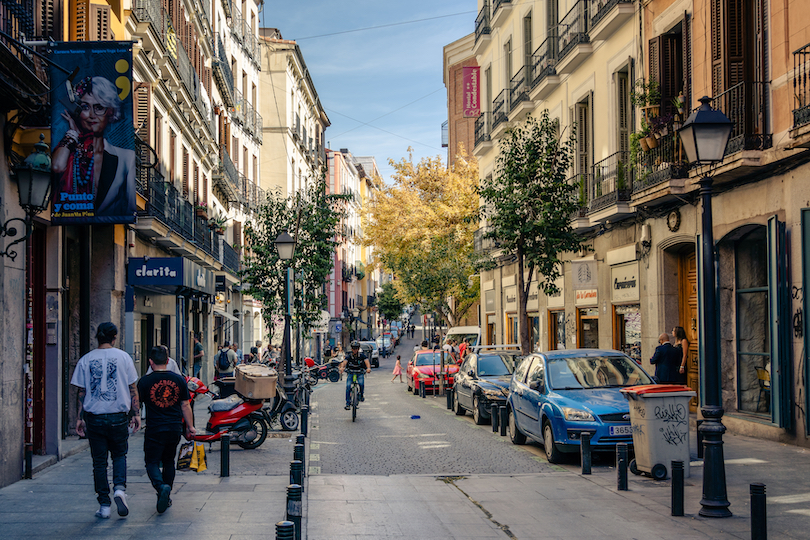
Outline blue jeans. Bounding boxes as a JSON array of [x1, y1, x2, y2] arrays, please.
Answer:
[[143, 430, 182, 493], [193, 362, 201, 378], [85, 412, 130, 506], [345, 372, 365, 406]]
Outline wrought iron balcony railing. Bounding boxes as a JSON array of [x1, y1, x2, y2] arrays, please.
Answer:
[[475, 2, 491, 43], [709, 81, 772, 155], [793, 43, 810, 128], [588, 0, 631, 29], [588, 151, 630, 213], [232, 88, 245, 125], [631, 132, 689, 193], [475, 112, 491, 147], [510, 66, 529, 111], [558, 0, 590, 61], [492, 90, 507, 129], [531, 36, 558, 88], [134, 0, 167, 42], [223, 241, 240, 274], [493, 0, 512, 14], [231, 7, 243, 43], [212, 34, 235, 108]]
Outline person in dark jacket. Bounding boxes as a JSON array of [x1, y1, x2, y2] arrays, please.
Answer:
[[649, 333, 683, 383]]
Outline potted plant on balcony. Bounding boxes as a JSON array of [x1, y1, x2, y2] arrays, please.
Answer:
[[195, 202, 208, 219], [672, 93, 685, 116], [616, 160, 627, 194], [641, 117, 658, 149], [631, 79, 661, 119]]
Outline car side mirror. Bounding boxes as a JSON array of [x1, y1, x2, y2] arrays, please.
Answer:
[[467, 369, 475, 378], [529, 380, 544, 392]]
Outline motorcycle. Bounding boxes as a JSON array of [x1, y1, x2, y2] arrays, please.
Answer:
[[312, 358, 341, 382], [186, 377, 299, 449]]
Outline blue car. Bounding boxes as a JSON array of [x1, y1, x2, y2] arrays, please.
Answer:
[[506, 349, 654, 463]]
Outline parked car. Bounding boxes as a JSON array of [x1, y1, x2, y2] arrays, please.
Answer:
[[376, 336, 392, 357], [359, 341, 379, 368], [406, 350, 460, 395], [453, 348, 524, 425], [507, 349, 654, 463]]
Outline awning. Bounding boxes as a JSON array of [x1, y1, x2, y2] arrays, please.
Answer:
[[213, 308, 238, 322]]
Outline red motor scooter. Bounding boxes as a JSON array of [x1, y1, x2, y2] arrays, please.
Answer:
[[186, 377, 299, 450]]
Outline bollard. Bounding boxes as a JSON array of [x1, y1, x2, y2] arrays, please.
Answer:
[[491, 404, 499, 433], [446, 389, 453, 410], [294, 444, 305, 477], [696, 419, 704, 459], [220, 432, 230, 478], [300, 405, 308, 437], [581, 433, 592, 475], [286, 484, 303, 540], [671, 460, 684, 516], [420, 380, 426, 398], [499, 406, 508, 436], [751, 483, 767, 540], [296, 434, 305, 446], [617, 443, 628, 491], [289, 460, 303, 489], [275, 520, 295, 540]]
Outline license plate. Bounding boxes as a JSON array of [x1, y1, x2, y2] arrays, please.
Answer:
[[609, 425, 632, 436]]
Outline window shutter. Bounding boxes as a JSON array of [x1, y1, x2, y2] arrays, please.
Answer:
[[710, 0, 723, 96], [726, 0, 745, 88], [524, 14, 532, 69], [193, 162, 199, 203], [576, 100, 589, 176], [650, 34, 682, 116], [683, 11, 692, 109], [203, 174, 209, 204], [134, 83, 151, 141], [182, 148, 189, 197], [617, 72, 629, 155], [71, 0, 90, 41], [234, 221, 242, 251], [90, 4, 112, 40], [169, 131, 176, 183]]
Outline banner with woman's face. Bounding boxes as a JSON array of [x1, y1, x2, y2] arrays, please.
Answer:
[[50, 42, 136, 224]]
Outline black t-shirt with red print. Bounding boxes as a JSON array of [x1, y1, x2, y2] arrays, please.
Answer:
[[137, 370, 190, 433]]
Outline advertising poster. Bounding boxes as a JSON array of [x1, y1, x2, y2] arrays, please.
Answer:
[[50, 42, 136, 225], [463, 66, 480, 118]]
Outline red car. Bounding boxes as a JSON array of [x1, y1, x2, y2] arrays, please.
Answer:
[[406, 350, 460, 395]]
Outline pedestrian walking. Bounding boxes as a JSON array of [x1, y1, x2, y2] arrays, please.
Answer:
[[145, 344, 181, 376], [192, 333, 204, 378], [137, 345, 196, 514], [70, 322, 140, 519], [391, 355, 403, 383]]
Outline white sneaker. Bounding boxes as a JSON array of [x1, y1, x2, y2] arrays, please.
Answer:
[[113, 489, 129, 517], [95, 505, 111, 519]]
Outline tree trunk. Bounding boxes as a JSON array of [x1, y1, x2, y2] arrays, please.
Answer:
[[517, 247, 532, 355]]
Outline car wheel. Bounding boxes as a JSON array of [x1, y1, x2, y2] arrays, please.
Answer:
[[453, 390, 466, 416], [543, 420, 563, 463], [508, 408, 526, 445], [472, 396, 488, 425]]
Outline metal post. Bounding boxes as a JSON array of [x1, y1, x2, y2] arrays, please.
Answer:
[[672, 461, 684, 516], [697, 177, 732, 518], [294, 444, 305, 475], [696, 419, 704, 459], [581, 433, 592, 475], [499, 406, 507, 436], [221, 433, 230, 477], [301, 405, 308, 437], [275, 520, 295, 540], [446, 388, 453, 410], [286, 484, 302, 540], [420, 380, 426, 398], [296, 434, 305, 446], [283, 267, 296, 396], [290, 460, 303, 488], [617, 443, 628, 491], [751, 483, 767, 540], [491, 404, 499, 433]]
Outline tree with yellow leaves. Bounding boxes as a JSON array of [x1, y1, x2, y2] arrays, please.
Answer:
[[363, 147, 480, 327]]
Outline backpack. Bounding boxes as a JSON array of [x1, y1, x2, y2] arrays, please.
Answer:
[[217, 349, 231, 371]]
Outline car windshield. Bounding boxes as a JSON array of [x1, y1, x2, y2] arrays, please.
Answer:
[[477, 354, 520, 376], [414, 353, 443, 366], [546, 355, 652, 390]]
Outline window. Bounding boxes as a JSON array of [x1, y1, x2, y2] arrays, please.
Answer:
[[577, 308, 598, 348], [169, 131, 176, 183], [528, 314, 540, 352], [528, 359, 544, 387], [649, 27, 684, 117], [710, 0, 765, 96], [514, 357, 533, 384], [506, 313, 518, 344], [616, 71, 630, 155], [549, 310, 565, 350], [613, 304, 641, 363], [182, 148, 189, 196], [193, 162, 199, 203], [485, 66, 492, 111], [575, 96, 590, 176], [504, 39, 512, 84], [487, 314, 497, 345], [523, 13, 532, 70]]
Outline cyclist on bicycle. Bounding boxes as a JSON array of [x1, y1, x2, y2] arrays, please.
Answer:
[[340, 341, 371, 410]]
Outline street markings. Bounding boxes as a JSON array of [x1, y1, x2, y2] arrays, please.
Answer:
[[309, 466, 321, 475], [418, 441, 452, 449], [377, 433, 448, 438], [770, 492, 810, 504], [690, 458, 767, 466], [787, 509, 810, 516], [310, 443, 320, 450], [310, 454, 320, 461]]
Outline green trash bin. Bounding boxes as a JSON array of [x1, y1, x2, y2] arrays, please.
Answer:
[[621, 384, 695, 481]]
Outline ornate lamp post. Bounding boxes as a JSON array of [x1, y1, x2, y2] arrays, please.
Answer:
[[678, 96, 734, 518], [274, 231, 296, 395]]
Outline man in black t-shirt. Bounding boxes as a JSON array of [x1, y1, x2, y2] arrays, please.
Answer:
[[137, 346, 195, 514], [339, 341, 371, 410]]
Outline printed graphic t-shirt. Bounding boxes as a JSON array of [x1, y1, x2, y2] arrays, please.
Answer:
[[70, 347, 139, 414], [137, 370, 190, 433]]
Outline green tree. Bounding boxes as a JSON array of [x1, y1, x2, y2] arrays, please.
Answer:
[[241, 175, 348, 345], [479, 112, 584, 354], [376, 282, 403, 326]]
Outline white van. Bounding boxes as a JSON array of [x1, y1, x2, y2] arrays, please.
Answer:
[[444, 326, 481, 348]]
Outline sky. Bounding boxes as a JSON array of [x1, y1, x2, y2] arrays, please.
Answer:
[[261, 1, 475, 182]]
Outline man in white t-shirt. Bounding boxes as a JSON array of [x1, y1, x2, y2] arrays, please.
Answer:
[[71, 322, 140, 520]]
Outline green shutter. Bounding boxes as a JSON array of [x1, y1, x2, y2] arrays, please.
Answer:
[[767, 216, 792, 429]]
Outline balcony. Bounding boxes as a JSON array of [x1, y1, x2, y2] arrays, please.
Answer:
[[587, 152, 634, 223], [221, 0, 232, 19], [474, 112, 493, 154], [474, 227, 500, 254], [630, 132, 689, 207], [492, 90, 508, 137], [529, 36, 560, 101], [492, 0, 513, 27], [556, 0, 592, 74], [707, 81, 772, 185], [212, 144, 242, 205], [212, 34, 235, 108], [172, 40, 208, 123], [255, 111, 263, 144], [231, 7, 243, 43], [222, 241, 240, 274], [134, 0, 167, 47], [588, 0, 634, 42], [568, 175, 593, 232], [791, 43, 810, 145], [232, 88, 245, 125], [474, 2, 492, 52], [508, 66, 532, 120]]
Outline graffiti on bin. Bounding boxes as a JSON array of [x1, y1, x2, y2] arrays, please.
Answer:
[[631, 423, 645, 436], [653, 403, 687, 426], [660, 424, 687, 446], [633, 403, 645, 418]]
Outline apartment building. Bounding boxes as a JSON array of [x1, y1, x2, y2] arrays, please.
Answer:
[[0, 0, 264, 487], [465, 0, 810, 445]]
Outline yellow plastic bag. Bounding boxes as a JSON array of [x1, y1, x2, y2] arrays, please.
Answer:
[[190, 442, 207, 472]]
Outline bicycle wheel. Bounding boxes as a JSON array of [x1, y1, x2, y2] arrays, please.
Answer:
[[351, 384, 358, 422]]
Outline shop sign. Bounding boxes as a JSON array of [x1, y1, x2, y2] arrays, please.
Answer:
[[611, 262, 640, 302], [572, 260, 598, 290], [128, 257, 182, 286], [463, 66, 480, 117], [527, 281, 539, 310], [547, 275, 565, 308], [504, 286, 517, 312], [485, 290, 495, 313], [575, 288, 597, 306]]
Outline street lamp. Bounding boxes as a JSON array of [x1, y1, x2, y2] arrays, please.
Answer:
[[678, 95, 733, 518], [275, 231, 296, 395]]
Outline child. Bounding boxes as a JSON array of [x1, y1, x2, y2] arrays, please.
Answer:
[[391, 355, 403, 383]]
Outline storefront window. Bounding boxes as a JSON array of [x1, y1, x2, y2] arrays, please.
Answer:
[[528, 314, 540, 351], [578, 308, 599, 348], [613, 304, 641, 362], [549, 310, 565, 350], [506, 313, 518, 344]]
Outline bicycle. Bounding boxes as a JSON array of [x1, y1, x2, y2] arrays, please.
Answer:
[[347, 369, 364, 422]]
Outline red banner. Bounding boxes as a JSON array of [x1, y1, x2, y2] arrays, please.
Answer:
[[463, 66, 481, 118]]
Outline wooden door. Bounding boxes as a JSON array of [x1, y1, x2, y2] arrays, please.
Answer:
[[679, 250, 700, 411]]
